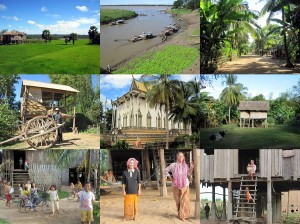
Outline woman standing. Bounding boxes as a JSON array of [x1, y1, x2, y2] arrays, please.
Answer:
[[122, 158, 141, 221], [165, 152, 194, 221]]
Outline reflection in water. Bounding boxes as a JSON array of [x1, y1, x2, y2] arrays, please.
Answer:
[[100, 6, 186, 68]]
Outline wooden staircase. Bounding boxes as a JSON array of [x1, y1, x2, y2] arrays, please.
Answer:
[[234, 176, 257, 220], [12, 170, 30, 197]]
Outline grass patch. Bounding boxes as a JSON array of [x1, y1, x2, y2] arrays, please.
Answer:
[[192, 27, 200, 36], [100, 9, 138, 24], [93, 202, 100, 224], [200, 124, 300, 149], [0, 39, 99, 74], [283, 212, 300, 224], [114, 45, 199, 74], [58, 190, 69, 199], [0, 219, 10, 224], [170, 9, 193, 15]]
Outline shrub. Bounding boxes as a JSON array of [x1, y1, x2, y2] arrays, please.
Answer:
[[267, 117, 275, 127], [0, 104, 18, 142]]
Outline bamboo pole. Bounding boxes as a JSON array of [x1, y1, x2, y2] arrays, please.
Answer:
[[73, 94, 76, 132]]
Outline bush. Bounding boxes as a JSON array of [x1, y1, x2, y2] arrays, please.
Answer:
[[267, 117, 275, 127], [0, 104, 18, 142], [93, 202, 100, 224]]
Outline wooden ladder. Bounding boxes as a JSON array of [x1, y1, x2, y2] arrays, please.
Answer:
[[234, 176, 258, 219]]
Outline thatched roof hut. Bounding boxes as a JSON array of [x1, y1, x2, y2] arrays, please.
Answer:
[[1, 30, 26, 44], [237, 101, 269, 128]]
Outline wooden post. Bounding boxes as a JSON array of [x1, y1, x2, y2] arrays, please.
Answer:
[[239, 118, 241, 127], [252, 119, 254, 128], [23, 86, 29, 123], [267, 150, 272, 224], [193, 148, 200, 219], [228, 181, 232, 219], [72, 94, 76, 132], [211, 185, 216, 222], [159, 148, 167, 197], [276, 194, 281, 223], [222, 186, 227, 221], [52, 92, 54, 111], [144, 149, 151, 186]]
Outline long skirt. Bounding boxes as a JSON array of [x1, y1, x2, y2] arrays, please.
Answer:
[[124, 194, 138, 220], [173, 187, 190, 220]]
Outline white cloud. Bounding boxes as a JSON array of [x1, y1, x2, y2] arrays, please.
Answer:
[[174, 74, 199, 82], [41, 6, 47, 12], [28, 20, 36, 25], [31, 17, 99, 34], [0, 4, 6, 10], [2, 16, 20, 21], [100, 75, 142, 90], [76, 6, 88, 12], [8, 24, 11, 27]]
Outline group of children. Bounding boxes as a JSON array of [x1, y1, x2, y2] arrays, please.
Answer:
[[2, 178, 96, 223]]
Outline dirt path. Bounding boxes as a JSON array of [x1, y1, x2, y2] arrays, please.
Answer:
[[113, 11, 200, 74], [0, 197, 81, 224], [100, 186, 199, 224], [217, 55, 300, 74], [2, 132, 100, 150]]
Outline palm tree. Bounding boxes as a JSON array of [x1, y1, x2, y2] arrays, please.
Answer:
[[142, 75, 183, 197], [69, 33, 78, 45], [261, 0, 294, 68], [220, 75, 248, 124], [42, 30, 50, 44], [169, 81, 199, 134]]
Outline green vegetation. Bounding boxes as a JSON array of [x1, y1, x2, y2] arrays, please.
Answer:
[[200, 0, 300, 73], [0, 219, 10, 224], [170, 9, 193, 15], [201, 125, 300, 149], [192, 27, 200, 36], [172, 0, 200, 10], [93, 202, 100, 224], [283, 213, 300, 224], [58, 190, 69, 199], [114, 45, 199, 74], [100, 9, 138, 24], [0, 40, 99, 74]]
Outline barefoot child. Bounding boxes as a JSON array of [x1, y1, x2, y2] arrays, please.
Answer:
[[48, 185, 60, 215], [4, 181, 12, 208], [245, 187, 254, 203], [78, 182, 95, 224]]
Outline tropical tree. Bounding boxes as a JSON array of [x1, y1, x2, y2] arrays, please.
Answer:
[[261, 0, 294, 67], [69, 33, 78, 45], [88, 26, 100, 44], [143, 75, 183, 197], [220, 75, 248, 124], [42, 30, 50, 44]]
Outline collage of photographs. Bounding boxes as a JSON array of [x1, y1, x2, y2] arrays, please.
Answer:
[[200, 1, 300, 224], [0, 0, 201, 224]]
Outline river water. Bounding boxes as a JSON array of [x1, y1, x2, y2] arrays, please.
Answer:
[[100, 5, 186, 69]]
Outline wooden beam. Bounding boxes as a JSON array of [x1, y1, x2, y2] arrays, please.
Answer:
[[227, 181, 232, 219], [211, 185, 216, 222], [193, 148, 200, 219], [72, 94, 76, 131]]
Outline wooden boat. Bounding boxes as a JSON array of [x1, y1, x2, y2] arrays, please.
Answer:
[[116, 20, 124, 24]]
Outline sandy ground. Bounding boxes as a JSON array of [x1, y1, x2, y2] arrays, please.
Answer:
[[2, 132, 100, 150], [216, 55, 300, 74], [100, 186, 199, 224], [112, 11, 200, 74], [0, 197, 81, 224]]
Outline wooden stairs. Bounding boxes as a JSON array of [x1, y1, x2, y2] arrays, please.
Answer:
[[12, 170, 30, 197], [234, 176, 257, 221]]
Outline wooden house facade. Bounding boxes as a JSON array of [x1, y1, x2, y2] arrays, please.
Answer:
[[1, 149, 100, 197], [1, 30, 26, 44], [238, 101, 269, 128], [200, 149, 300, 223]]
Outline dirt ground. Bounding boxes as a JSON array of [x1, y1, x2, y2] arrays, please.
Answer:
[[100, 186, 199, 224], [216, 55, 300, 74], [0, 197, 81, 224], [113, 11, 200, 74], [2, 132, 100, 150]]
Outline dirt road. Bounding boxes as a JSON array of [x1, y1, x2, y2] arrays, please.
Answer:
[[217, 55, 300, 74], [2, 132, 100, 150], [100, 186, 199, 224], [0, 198, 81, 224]]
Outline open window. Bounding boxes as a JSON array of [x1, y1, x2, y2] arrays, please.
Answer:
[[238, 149, 260, 174]]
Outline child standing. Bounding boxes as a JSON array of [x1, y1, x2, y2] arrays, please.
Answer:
[[78, 182, 95, 224], [4, 181, 12, 208], [19, 157, 23, 169], [48, 185, 60, 215]]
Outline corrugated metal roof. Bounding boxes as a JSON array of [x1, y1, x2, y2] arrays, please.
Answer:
[[21, 80, 79, 97]]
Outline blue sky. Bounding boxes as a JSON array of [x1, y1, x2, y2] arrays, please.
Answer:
[[100, 0, 173, 5], [0, 0, 99, 34], [203, 75, 300, 100], [100, 75, 199, 109]]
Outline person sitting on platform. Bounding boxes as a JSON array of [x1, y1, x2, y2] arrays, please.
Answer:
[[247, 159, 256, 180]]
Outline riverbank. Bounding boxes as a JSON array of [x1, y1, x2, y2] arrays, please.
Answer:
[[100, 9, 138, 24], [111, 9, 200, 74]]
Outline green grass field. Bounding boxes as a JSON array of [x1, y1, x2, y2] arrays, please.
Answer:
[[113, 45, 199, 74], [100, 9, 138, 24], [200, 125, 300, 149], [0, 219, 10, 224], [0, 39, 99, 74], [170, 9, 194, 15]]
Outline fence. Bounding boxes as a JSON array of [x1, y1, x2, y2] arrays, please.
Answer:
[[29, 164, 62, 189]]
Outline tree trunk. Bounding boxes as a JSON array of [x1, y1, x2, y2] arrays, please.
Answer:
[[282, 8, 294, 68], [159, 105, 168, 197], [85, 149, 91, 182], [228, 106, 231, 124]]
